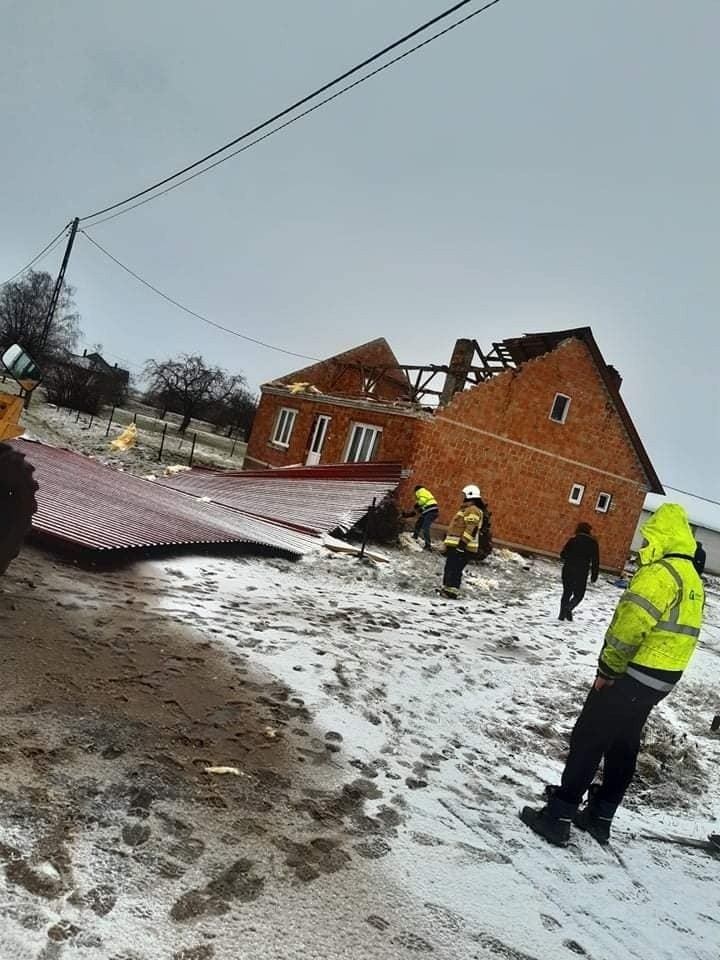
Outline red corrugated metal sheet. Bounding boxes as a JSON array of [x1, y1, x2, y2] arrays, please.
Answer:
[[157, 462, 403, 534], [12, 440, 321, 555]]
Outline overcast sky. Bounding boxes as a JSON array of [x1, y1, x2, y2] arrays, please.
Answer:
[[2, 1, 717, 498]]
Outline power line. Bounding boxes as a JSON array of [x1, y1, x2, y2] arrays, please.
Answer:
[[83, 0, 503, 231], [79, 0, 503, 224], [80, 230, 320, 362], [0, 223, 71, 288]]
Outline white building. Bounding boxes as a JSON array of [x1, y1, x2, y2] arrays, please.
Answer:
[[632, 488, 720, 575]]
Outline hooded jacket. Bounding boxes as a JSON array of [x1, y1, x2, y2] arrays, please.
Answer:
[[599, 504, 704, 690]]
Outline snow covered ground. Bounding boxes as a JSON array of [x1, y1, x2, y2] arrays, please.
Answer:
[[21, 401, 247, 476], [0, 540, 718, 959]]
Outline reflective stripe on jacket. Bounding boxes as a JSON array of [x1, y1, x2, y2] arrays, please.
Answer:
[[414, 487, 438, 513], [444, 504, 483, 554], [599, 504, 704, 687]]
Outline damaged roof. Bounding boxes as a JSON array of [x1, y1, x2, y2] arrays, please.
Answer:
[[157, 461, 404, 535], [12, 440, 401, 556]]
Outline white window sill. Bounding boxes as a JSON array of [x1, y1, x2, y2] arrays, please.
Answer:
[[269, 441, 290, 450]]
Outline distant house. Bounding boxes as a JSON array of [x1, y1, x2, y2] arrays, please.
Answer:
[[72, 350, 130, 388], [245, 328, 663, 571]]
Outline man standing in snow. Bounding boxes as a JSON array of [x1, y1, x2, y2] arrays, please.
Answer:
[[521, 503, 704, 847], [559, 522, 600, 620], [403, 485, 439, 551], [440, 484, 484, 599]]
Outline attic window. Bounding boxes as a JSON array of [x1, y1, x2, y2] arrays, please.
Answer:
[[596, 492, 612, 513], [568, 483, 585, 505], [362, 376, 377, 395], [550, 393, 571, 423]]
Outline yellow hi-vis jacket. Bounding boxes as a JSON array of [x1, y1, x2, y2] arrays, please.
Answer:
[[444, 504, 483, 554], [600, 504, 704, 691], [414, 487, 438, 513]]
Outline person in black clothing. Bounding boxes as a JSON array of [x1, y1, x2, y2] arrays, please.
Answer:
[[694, 541, 706, 576], [559, 522, 600, 621]]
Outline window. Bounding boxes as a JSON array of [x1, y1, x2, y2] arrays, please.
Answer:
[[550, 393, 571, 424], [596, 492, 612, 513], [345, 423, 382, 463], [362, 376, 377, 395], [568, 483, 585, 505], [271, 407, 297, 447]]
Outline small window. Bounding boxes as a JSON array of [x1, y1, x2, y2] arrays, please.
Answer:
[[596, 492, 612, 513], [345, 423, 382, 463], [569, 483, 585, 505], [550, 393, 571, 423], [271, 407, 297, 447], [362, 376, 377, 395]]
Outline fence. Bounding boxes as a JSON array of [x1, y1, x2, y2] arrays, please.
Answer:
[[56, 404, 247, 468]]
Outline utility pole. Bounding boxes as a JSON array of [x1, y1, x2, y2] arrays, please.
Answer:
[[39, 217, 79, 351]]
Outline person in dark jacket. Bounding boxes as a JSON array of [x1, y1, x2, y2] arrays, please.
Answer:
[[694, 541, 706, 576], [559, 522, 600, 621]]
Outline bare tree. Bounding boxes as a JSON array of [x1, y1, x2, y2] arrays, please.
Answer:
[[0, 270, 81, 363], [144, 354, 244, 433], [203, 387, 258, 439], [43, 360, 129, 415]]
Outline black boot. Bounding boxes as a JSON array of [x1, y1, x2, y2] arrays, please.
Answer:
[[520, 794, 577, 847], [574, 787, 617, 846]]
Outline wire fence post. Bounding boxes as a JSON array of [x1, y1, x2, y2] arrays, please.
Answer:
[[132, 412, 137, 425], [189, 432, 197, 467], [87, 413, 94, 430], [75, 409, 81, 423], [358, 497, 377, 560], [105, 406, 115, 437], [230, 437, 237, 459], [158, 422, 168, 462]]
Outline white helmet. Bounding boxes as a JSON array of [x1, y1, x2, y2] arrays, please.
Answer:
[[462, 484, 481, 500]]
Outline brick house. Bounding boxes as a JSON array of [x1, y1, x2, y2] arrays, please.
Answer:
[[245, 328, 663, 571]]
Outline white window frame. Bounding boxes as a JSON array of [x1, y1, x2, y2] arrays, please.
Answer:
[[271, 407, 298, 448], [596, 492, 612, 513], [568, 483, 585, 505], [344, 422, 382, 463], [308, 414, 331, 456], [549, 393, 571, 424]]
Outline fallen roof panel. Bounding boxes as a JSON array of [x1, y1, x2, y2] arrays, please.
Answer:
[[12, 440, 322, 555], [157, 461, 403, 534]]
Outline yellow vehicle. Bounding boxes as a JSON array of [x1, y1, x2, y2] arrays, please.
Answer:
[[0, 344, 40, 572]]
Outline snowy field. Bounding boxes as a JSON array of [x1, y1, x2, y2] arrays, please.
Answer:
[[0, 538, 718, 959], [21, 401, 247, 476]]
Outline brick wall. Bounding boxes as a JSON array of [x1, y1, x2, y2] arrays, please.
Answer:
[[245, 391, 421, 470], [248, 337, 653, 572], [403, 339, 649, 571], [272, 338, 409, 401]]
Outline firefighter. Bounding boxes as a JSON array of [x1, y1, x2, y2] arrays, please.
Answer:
[[403, 485, 439, 550], [440, 484, 484, 599], [521, 503, 704, 847]]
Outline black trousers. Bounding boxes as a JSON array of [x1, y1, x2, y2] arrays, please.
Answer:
[[413, 508, 439, 548], [443, 548, 469, 589], [561, 569, 588, 615], [558, 677, 667, 808]]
